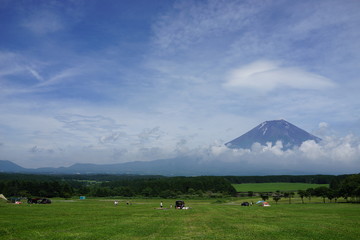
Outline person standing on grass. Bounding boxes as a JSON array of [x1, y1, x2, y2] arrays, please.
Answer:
[[160, 201, 163, 208]]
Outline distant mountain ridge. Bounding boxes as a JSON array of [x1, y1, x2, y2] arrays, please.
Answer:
[[0, 120, 324, 176], [0, 160, 28, 172], [0, 158, 211, 176], [225, 119, 321, 150], [0, 157, 317, 176]]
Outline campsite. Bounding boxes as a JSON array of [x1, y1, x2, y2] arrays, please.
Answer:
[[1, 174, 360, 239], [1, 192, 360, 239]]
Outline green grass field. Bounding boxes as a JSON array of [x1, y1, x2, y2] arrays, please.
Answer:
[[232, 182, 329, 192], [1, 197, 359, 240]]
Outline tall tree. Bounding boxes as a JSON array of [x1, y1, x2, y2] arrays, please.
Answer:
[[283, 192, 295, 204], [272, 191, 282, 205], [298, 190, 306, 204], [305, 188, 314, 203], [260, 193, 269, 201], [314, 186, 329, 203]]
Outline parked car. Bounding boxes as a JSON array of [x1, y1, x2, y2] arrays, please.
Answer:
[[27, 198, 52, 204], [175, 200, 185, 209]]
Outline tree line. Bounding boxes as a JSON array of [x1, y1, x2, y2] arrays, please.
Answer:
[[257, 174, 360, 203], [0, 179, 74, 198], [0, 173, 349, 184], [0, 173, 358, 200], [224, 174, 349, 184], [0, 175, 236, 198]]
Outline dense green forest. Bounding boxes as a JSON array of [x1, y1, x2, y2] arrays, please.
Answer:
[[0, 173, 359, 201], [223, 175, 348, 184], [0, 174, 236, 198]]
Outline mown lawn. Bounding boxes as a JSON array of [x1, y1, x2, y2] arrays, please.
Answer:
[[1, 198, 359, 240], [232, 182, 329, 192]]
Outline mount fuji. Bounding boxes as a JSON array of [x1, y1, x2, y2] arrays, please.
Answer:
[[225, 119, 321, 150]]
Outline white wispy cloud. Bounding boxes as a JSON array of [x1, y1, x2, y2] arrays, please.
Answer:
[[138, 127, 164, 144], [36, 66, 84, 88], [99, 132, 127, 144], [290, 0, 359, 36], [26, 67, 44, 82], [224, 60, 335, 92], [55, 114, 125, 137], [152, 0, 266, 51], [0, 52, 24, 76], [0, 51, 49, 96], [22, 10, 64, 35]]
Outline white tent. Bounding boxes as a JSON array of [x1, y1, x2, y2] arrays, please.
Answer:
[[0, 194, 8, 201]]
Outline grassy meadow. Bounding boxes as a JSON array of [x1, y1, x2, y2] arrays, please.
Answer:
[[1, 197, 359, 240], [232, 182, 329, 192]]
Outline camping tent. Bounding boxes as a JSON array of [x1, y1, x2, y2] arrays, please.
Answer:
[[0, 194, 8, 201], [256, 200, 271, 207]]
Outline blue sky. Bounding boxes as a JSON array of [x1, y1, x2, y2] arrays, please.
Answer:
[[1, 0, 360, 173]]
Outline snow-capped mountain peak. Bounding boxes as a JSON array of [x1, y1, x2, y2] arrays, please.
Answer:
[[225, 119, 321, 150]]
